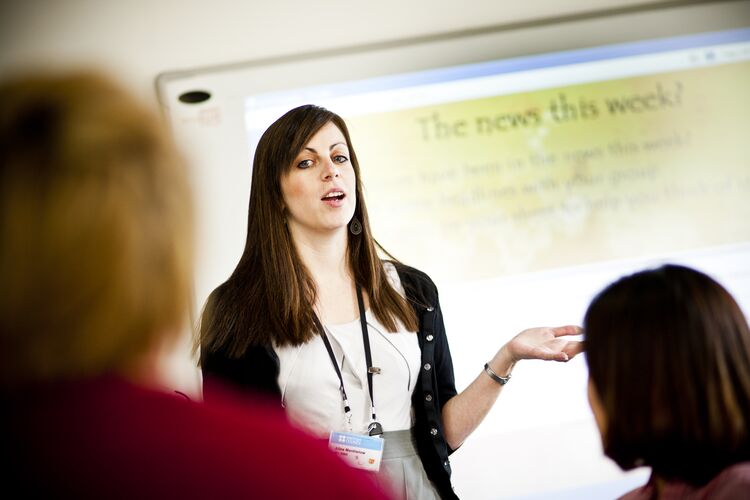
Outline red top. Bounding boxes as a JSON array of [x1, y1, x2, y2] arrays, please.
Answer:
[[2, 375, 388, 499], [621, 463, 750, 500]]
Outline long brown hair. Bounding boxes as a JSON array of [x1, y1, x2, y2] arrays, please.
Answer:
[[200, 105, 417, 360], [584, 264, 750, 484]]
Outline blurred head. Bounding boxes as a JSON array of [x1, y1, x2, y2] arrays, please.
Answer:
[[0, 72, 193, 387], [584, 264, 750, 484]]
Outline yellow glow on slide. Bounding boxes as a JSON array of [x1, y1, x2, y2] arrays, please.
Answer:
[[349, 62, 750, 282]]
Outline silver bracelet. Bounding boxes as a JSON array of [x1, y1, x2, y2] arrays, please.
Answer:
[[484, 363, 511, 385]]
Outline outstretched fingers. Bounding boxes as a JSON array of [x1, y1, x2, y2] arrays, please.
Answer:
[[531, 345, 570, 362], [562, 340, 585, 359], [551, 325, 583, 337]]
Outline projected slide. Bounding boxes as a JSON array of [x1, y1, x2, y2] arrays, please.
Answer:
[[245, 29, 750, 286], [351, 63, 749, 281]]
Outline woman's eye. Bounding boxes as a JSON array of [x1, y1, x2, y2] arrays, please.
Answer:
[[333, 155, 349, 164], [297, 159, 313, 169]]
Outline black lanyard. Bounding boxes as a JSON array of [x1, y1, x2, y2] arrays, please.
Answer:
[[314, 284, 383, 436]]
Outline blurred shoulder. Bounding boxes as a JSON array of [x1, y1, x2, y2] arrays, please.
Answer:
[[709, 462, 750, 498], [620, 464, 750, 500], [175, 388, 387, 498]]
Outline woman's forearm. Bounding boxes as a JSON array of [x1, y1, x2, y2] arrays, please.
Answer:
[[440, 325, 582, 449], [441, 346, 516, 449]]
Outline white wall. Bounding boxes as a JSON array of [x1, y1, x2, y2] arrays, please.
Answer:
[[0, 1, 717, 497], [1, 0, 666, 99]]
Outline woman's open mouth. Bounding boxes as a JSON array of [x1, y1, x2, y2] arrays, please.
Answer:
[[321, 191, 346, 206]]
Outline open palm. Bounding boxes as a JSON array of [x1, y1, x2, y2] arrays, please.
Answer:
[[505, 325, 584, 362]]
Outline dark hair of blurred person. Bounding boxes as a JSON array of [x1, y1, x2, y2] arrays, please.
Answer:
[[0, 71, 385, 499], [584, 264, 750, 499]]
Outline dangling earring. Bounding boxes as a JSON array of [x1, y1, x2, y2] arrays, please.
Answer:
[[350, 216, 362, 235]]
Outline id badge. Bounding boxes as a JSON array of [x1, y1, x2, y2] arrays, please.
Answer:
[[328, 431, 384, 472]]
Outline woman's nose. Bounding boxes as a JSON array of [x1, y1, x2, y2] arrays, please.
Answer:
[[321, 158, 340, 180]]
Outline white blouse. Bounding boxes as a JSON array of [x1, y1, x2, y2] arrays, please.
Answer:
[[274, 263, 421, 438]]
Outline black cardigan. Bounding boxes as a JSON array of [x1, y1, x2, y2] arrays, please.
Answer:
[[202, 263, 460, 499]]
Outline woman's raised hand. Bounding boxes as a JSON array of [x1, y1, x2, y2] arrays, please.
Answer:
[[503, 325, 584, 363]]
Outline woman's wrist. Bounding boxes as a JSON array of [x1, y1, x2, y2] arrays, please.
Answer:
[[488, 346, 516, 377]]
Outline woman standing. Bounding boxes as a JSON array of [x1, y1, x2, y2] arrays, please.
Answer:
[[200, 105, 582, 499]]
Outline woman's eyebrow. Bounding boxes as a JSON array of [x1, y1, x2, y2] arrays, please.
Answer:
[[302, 142, 346, 154]]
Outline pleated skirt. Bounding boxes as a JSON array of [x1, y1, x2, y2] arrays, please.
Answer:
[[374, 429, 441, 500]]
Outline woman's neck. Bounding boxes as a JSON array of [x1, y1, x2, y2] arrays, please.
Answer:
[[289, 225, 350, 284], [289, 224, 362, 323]]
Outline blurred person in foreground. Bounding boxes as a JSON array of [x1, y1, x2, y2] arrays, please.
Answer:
[[585, 264, 750, 499], [0, 71, 386, 499]]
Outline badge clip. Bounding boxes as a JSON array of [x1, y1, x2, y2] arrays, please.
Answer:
[[367, 421, 384, 437]]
